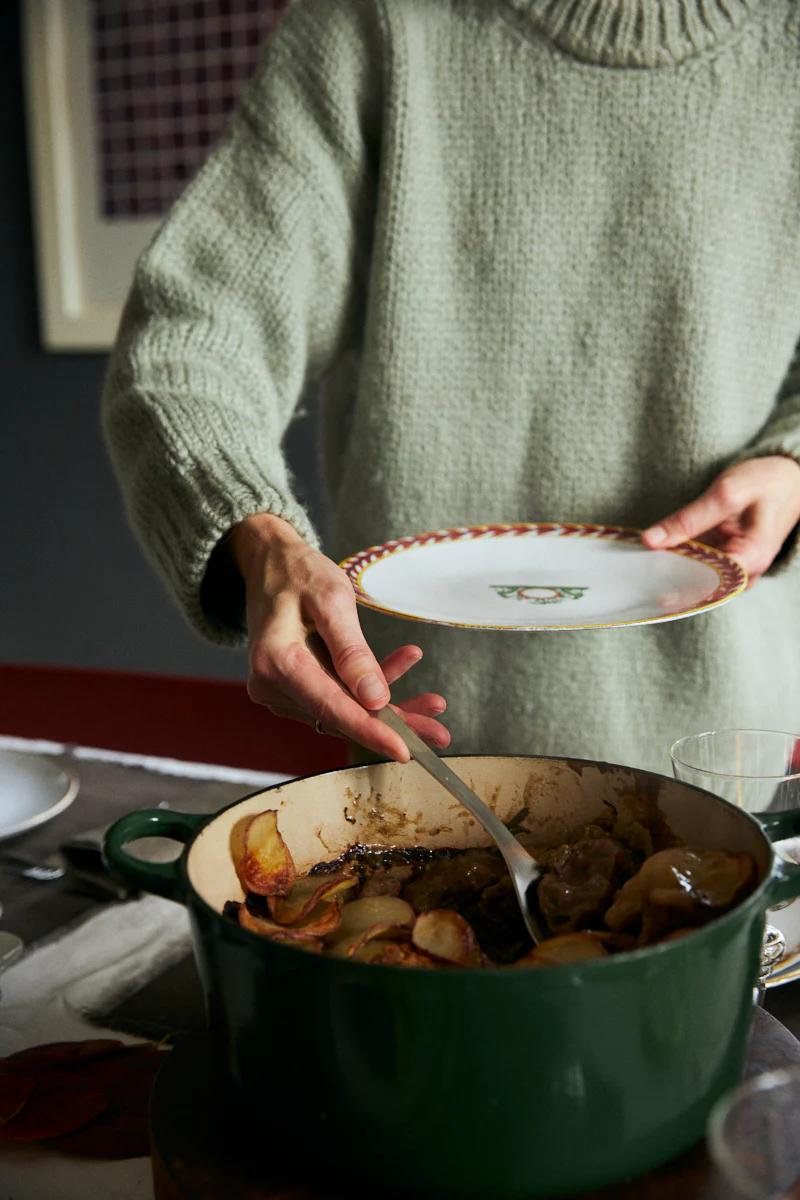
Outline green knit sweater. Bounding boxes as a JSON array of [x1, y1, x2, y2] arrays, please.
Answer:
[[103, 0, 800, 775]]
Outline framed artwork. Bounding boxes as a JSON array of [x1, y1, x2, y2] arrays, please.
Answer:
[[24, 0, 288, 351]]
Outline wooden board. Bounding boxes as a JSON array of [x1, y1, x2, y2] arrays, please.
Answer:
[[151, 1006, 800, 1200]]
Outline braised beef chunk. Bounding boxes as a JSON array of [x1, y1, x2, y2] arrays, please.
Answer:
[[401, 850, 502, 913], [604, 792, 680, 858], [360, 864, 416, 898], [537, 832, 635, 934]]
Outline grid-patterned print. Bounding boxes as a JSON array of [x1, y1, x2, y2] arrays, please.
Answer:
[[92, 0, 291, 218]]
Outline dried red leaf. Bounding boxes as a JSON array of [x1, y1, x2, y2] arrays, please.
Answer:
[[49, 1108, 150, 1159], [48, 1046, 168, 1159], [0, 1071, 107, 1142], [60, 1045, 166, 1093], [0, 1072, 35, 1127], [1, 1040, 125, 1074], [0, 1041, 169, 1157]]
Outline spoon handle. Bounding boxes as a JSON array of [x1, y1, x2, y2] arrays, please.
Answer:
[[377, 707, 546, 943], [378, 707, 517, 849]]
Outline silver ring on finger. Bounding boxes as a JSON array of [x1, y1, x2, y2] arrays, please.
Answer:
[[314, 719, 327, 736]]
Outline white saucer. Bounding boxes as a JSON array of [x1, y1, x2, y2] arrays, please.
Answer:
[[0, 750, 79, 841], [340, 522, 746, 631]]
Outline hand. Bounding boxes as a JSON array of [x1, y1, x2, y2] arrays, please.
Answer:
[[228, 513, 450, 762], [642, 456, 800, 583]]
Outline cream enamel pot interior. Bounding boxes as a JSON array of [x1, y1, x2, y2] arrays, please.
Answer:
[[105, 755, 800, 1199]]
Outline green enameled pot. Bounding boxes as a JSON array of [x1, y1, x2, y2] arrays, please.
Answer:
[[105, 756, 800, 1199]]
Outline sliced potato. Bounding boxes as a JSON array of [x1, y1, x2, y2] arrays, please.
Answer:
[[327, 921, 411, 959], [335, 896, 415, 939], [237, 811, 296, 897], [238, 898, 342, 941], [362, 941, 440, 969], [411, 910, 483, 968], [515, 932, 610, 968], [268, 872, 358, 926], [268, 934, 325, 954], [351, 938, 399, 963]]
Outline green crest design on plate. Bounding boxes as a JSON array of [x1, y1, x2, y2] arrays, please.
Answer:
[[491, 585, 588, 605]]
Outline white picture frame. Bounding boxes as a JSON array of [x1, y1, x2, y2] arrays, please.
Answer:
[[24, 0, 159, 351]]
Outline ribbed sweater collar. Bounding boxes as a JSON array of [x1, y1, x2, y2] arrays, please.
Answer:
[[504, 0, 760, 67]]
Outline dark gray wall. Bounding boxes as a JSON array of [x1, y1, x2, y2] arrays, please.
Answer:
[[1, 5, 325, 679]]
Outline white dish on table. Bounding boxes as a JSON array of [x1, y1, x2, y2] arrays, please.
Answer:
[[0, 749, 79, 841]]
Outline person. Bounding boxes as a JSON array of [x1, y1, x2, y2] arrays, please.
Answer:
[[103, 0, 800, 775]]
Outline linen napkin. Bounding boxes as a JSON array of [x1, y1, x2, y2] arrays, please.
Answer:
[[0, 894, 190, 1055]]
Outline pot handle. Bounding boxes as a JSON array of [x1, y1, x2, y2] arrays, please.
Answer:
[[755, 810, 800, 907], [103, 809, 206, 902]]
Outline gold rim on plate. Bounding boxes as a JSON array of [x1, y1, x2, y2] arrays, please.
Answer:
[[339, 521, 747, 632]]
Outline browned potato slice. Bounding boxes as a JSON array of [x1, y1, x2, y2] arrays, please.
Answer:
[[328, 921, 411, 959], [411, 910, 483, 968], [363, 941, 440, 969], [352, 938, 398, 963], [515, 932, 610, 968], [239, 898, 342, 941], [268, 873, 358, 926], [269, 934, 325, 954], [237, 811, 296, 897]]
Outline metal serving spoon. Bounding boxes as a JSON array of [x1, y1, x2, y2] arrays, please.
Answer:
[[378, 706, 547, 944]]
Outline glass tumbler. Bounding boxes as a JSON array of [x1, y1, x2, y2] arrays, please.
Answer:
[[670, 729, 800, 993], [670, 730, 800, 814], [707, 1067, 800, 1199]]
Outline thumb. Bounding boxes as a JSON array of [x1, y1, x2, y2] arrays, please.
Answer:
[[642, 479, 737, 549]]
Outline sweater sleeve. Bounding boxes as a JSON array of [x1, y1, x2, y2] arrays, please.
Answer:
[[102, 0, 382, 644], [730, 338, 800, 574]]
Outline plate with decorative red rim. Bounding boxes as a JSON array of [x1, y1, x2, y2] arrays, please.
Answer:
[[338, 522, 747, 631]]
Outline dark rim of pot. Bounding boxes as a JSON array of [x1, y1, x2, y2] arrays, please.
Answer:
[[180, 753, 782, 980]]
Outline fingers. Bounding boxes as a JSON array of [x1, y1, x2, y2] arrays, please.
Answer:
[[642, 457, 800, 583], [248, 640, 411, 762], [717, 503, 780, 583], [393, 703, 451, 749], [642, 475, 740, 550], [396, 692, 447, 717], [242, 541, 448, 760], [380, 645, 423, 685], [304, 582, 390, 710]]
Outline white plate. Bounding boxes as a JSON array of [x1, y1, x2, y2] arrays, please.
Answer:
[[340, 522, 746, 631], [0, 750, 79, 841], [767, 838, 800, 989]]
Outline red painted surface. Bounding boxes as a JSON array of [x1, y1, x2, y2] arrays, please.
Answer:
[[0, 664, 347, 775]]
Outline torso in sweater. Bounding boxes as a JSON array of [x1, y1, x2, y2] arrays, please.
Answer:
[[103, 0, 800, 772]]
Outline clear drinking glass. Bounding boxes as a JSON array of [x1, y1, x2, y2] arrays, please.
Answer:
[[669, 729, 800, 993], [707, 1067, 800, 1199], [669, 730, 800, 814]]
